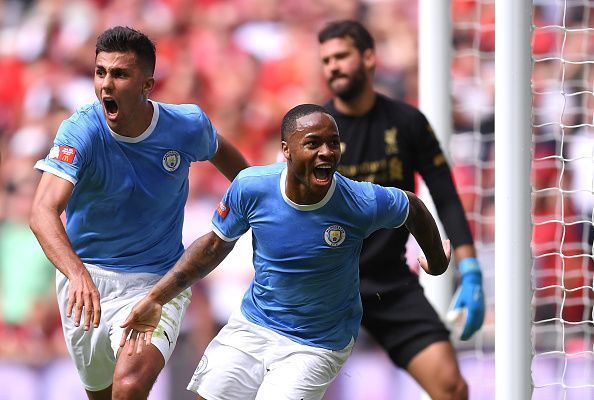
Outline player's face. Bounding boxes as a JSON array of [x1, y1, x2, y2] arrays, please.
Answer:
[[94, 51, 154, 134], [283, 112, 341, 202], [319, 37, 372, 101]]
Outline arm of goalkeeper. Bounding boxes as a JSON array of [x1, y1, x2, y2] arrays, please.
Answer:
[[447, 255, 485, 340]]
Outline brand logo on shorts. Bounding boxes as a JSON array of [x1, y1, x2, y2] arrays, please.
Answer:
[[324, 225, 346, 247], [163, 330, 173, 348], [162, 150, 181, 172]]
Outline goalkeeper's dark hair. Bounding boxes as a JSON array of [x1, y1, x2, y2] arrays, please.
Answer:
[[318, 20, 375, 53], [95, 26, 156, 75], [281, 104, 331, 141]]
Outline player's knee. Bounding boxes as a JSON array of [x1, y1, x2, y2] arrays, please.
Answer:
[[445, 375, 468, 400], [111, 372, 152, 400], [434, 368, 468, 400]]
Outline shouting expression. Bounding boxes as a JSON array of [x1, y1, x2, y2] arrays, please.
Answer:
[[94, 51, 154, 136], [282, 111, 341, 204]]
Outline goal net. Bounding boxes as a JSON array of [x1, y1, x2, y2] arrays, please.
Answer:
[[449, 1, 497, 397], [530, 0, 594, 398], [451, 0, 593, 398]]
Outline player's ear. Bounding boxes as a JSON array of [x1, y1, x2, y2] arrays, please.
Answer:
[[281, 140, 290, 161], [143, 77, 155, 97], [362, 48, 376, 71]]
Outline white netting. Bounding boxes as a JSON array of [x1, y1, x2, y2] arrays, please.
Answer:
[[449, 1, 496, 398], [530, 0, 594, 398], [451, 1, 593, 399]]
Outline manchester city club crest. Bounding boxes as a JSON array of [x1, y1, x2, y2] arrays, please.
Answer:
[[324, 225, 346, 247], [162, 150, 181, 172]]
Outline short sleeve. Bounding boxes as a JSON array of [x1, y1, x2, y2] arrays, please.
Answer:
[[34, 120, 90, 185], [211, 178, 250, 241], [191, 107, 218, 162], [371, 185, 409, 231]]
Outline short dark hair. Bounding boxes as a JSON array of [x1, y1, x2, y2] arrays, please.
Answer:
[[95, 26, 156, 75], [281, 104, 330, 141], [318, 20, 375, 53]]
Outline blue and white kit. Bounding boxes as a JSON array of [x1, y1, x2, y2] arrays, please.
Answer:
[[35, 100, 218, 275], [212, 162, 410, 350]]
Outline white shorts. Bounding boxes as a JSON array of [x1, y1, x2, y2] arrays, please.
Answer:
[[187, 309, 354, 400], [57, 264, 191, 391]]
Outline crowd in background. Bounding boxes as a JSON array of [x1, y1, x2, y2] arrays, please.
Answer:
[[0, 0, 592, 399]]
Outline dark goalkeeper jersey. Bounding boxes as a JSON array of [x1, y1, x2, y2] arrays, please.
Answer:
[[325, 94, 473, 292]]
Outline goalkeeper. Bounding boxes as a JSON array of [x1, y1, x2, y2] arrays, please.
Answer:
[[317, 20, 485, 400]]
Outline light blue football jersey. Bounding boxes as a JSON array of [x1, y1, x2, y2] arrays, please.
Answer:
[[212, 163, 409, 350], [35, 100, 218, 275]]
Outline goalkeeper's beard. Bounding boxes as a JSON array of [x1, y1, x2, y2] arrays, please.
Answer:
[[330, 67, 367, 102]]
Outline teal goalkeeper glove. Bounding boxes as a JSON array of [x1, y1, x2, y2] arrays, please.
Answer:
[[447, 257, 485, 340]]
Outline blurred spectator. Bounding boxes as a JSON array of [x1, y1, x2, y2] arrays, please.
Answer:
[[0, 155, 57, 363], [0, 148, 84, 399]]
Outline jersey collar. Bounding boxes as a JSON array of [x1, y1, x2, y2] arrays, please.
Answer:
[[279, 167, 336, 211], [109, 99, 159, 143]]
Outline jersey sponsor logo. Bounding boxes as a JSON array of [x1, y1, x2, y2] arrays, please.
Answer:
[[389, 157, 403, 181], [49, 145, 77, 164], [384, 127, 399, 155], [217, 201, 229, 219], [338, 156, 403, 183], [324, 224, 346, 247], [162, 150, 181, 172]]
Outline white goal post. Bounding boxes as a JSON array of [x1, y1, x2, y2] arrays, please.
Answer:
[[418, 0, 533, 399], [420, 0, 593, 399], [494, 0, 533, 399]]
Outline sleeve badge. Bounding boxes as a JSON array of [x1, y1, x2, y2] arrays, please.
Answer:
[[216, 201, 229, 219], [49, 145, 77, 164]]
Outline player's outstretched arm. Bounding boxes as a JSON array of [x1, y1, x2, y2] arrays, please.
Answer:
[[403, 190, 451, 276], [30, 172, 101, 331], [210, 134, 250, 181], [120, 231, 236, 354]]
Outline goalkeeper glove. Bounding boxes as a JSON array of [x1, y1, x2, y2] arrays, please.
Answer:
[[447, 257, 485, 340]]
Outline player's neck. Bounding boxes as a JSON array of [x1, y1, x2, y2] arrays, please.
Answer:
[[285, 177, 329, 205], [332, 88, 376, 117], [119, 100, 154, 138]]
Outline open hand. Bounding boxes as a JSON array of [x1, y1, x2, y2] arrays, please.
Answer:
[[119, 297, 162, 356], [67, 270, 101, 330]]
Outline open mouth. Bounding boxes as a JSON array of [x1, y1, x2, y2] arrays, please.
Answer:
[[103, 98, 119, 118], [313, 165, 333, 183]]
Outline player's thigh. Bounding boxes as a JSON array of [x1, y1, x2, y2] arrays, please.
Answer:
[[187, 339, 263, 400], [113, 342, 165, 391], [361, 280, 450, 368], [113, 286, 191, 394], [110, 286, 192, 367], [255, 339, 354, 400], [56, 270, 116, 392]]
